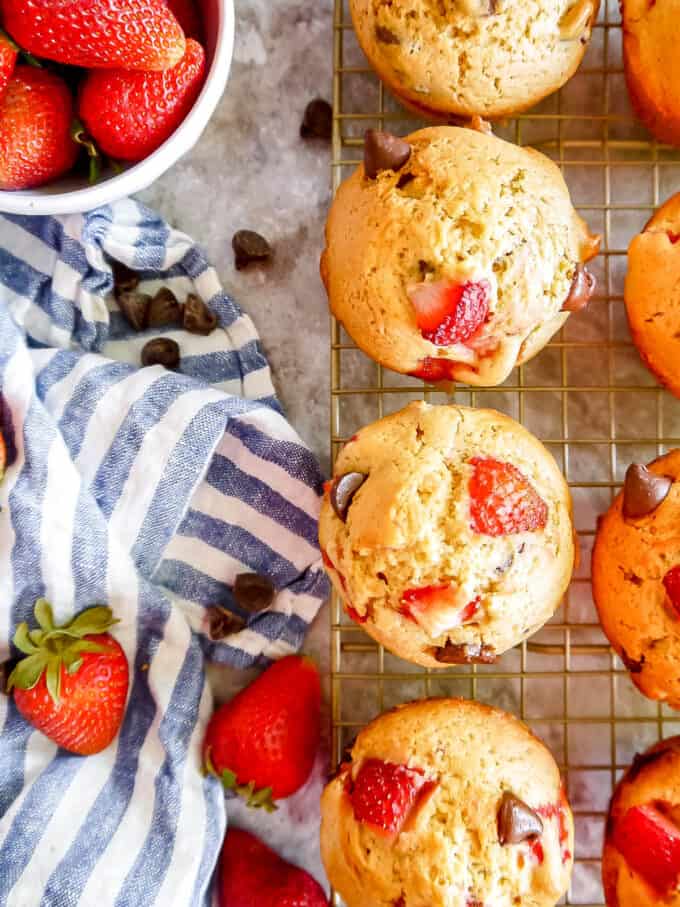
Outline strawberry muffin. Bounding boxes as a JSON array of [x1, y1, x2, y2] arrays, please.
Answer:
[[321, 126, 600, 386], [319, 401, 575, 667], [593, 453, 680, 709], [623, 0, 680, 146], [350, 0, 598, 120], [321, 698, 574, 907], [603, 736, 680, 905], [625, 193, 680, 397]]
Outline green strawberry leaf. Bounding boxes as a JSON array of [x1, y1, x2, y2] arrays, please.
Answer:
[[13, 622, 38, 656], [66, 658, 83, 675], [45, 658, 61, 705], [63, 606, 116, 638], [28, 629, 45, 647], [7, 652, 47, 692], [68, 639, 110, 656], [220, 769, 237, 789], [34, 599, 55, 633]]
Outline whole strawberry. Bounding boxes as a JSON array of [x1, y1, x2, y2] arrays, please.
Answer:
[[203, 655, 321, 808], [7, 600, 129, 756], [3, 0, 185, 71], [0, 31, 18, 101], [78, 39, 206, 162], [0, 67, 77, 191], [219, 829, 327, 907]]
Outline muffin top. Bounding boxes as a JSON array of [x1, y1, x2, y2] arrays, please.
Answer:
[[623, 0, 680, 133], [603, 737, 680, 906], [350, 0, 599, 118], [322, 126, 600, 387], [593, 451, 680, 709], [321, 698, 573, 907], [319, 402, 575, 667]]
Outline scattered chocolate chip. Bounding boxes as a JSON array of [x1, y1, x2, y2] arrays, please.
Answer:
[[141, 337, 180, 370], [300, 98, 332, 140], [434, 642, 497, 664], [620, 647, 645, 674], [233, 572, 275, 612], [396, 171, 416, 190], [0, 658, 19, 695], [375, 24, 400, 44], [497, 792, 544, 844], [117, 290, 151, 331], [330, 472, 367, 521], [561, 264, 596, 312], [112, 261, 140, 294], [364, 129, 412, 180], [622, 463, 672, 519], [183, 294, 218, 335], [147, 287, 182, 328], [207, 607, 245, 641], [232, 230, 273, 270]]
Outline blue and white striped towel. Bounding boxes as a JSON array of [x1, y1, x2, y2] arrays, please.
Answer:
[[0, 199, 329, 907]]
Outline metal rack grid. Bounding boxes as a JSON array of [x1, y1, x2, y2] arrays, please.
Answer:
[[329, 1, 680, 904]]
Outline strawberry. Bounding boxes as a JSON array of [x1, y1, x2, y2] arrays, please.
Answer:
[[218, 828, 327, 907], [409, 279, 490, 345], [469, 457, 548, 537], [7, 599, 129, 756], [663, 566, 680, 616], [400, 584, 480, 637], [77, 38, 206, 163], [3, 0, 185, 72], [0, 31, 18, 101], [613, 803, 680, 894], [409, 357, 458, 383], [0, 67, 78, 191], [166, 0, 203, 40], [349, 758, 431, 834], [203, 655, 321, 807]]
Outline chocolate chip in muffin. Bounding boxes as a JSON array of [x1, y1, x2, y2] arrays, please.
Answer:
[[363, 129, 411, 180], [117, 290, 151, 331], [561, 264, 596, 312], [396, 171, 416, 190], [497, 792, 544, 845], [330, 472, 367, 522], [141, 337, 180, 370], [112, 260, 140, 294], [375, 24, 400, 44], [300, 98, 333, 140], [233, 572, 275, 612], [232, 230, 273, 270], [434, 642, 497, 664], [207, 606, 245, 641], [621, 568, 644, 586], [183, 293, 218, 335], [147, 287, 183, 328], [620, 647, 645, 674], [622, 463, 672, 518]]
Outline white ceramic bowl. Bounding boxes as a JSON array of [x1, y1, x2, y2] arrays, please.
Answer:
[[0, 0, 234, 215]]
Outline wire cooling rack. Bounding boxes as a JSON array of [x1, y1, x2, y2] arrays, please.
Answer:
[[329, 1, 680, 904]]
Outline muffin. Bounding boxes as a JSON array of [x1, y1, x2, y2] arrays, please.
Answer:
[[592, 452, 680, 708], [321, 126, 600, 386], [603, 736, 680, 905], [350, 0, 599, 120], [319, 401, 575, 667], [321, 698, 574, 907], [625, 192, 680, 397], [623, 0, 680, 146]]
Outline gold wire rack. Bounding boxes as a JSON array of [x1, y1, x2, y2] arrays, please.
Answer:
[[329, 1, 680, 903]]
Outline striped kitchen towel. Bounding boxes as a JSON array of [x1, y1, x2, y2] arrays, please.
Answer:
[[0, 199, 329, 907]]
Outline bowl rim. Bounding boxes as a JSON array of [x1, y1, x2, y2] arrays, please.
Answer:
[[0, 0, 235, 216]]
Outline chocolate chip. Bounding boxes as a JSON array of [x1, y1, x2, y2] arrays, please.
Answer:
[[434, 642, 497, 664], [147, 287, 182, 328], [112, 261, 140, 294], [117, 291, 151, 331], [207, 607, 245, 641], [620, 647, 645, 674], [622, 463, 672, 519], [561, 264, 596, 312], [330, 472, 367, 521], [233, 573, 275, 612], [183, 294, 218, 335], [621, 569, 643, 586], [232, 230, 273, 270], [300, 98, 332, 140], [364, 129, 412, 180], [141, 337, 180, 370], [497, 792, 544, 844], [375, 24, 400, 44]]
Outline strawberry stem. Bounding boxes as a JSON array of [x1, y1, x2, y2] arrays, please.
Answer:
[[71, 120, 101, 185]]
